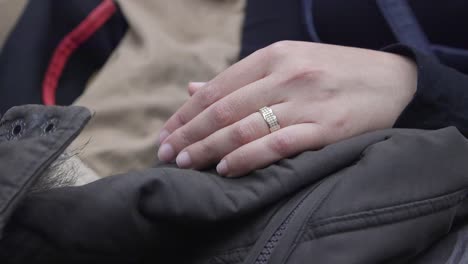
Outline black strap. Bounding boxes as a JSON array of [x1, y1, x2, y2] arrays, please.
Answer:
[[302, 0, 322, 42], [377, 0, 438, 60]]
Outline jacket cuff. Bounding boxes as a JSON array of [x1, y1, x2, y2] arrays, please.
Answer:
[[382, 44, 468, 135]]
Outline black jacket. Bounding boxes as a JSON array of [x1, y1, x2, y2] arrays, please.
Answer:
[[0, 106, 467, 264]]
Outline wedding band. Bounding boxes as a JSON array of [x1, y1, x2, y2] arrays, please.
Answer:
[[259, 106, 281, 133]]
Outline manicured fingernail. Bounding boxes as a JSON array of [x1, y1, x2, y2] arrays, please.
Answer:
[[159, 129, 170, 144], [158, 144, 175, 162], [176, 151, 192, 168], [216, 160, 229, 176]]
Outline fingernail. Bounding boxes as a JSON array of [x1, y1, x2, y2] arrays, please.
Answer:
[[176, 151, 192, 168], [158, 144, 175, 162], [189, 82, 206, 89], [159, 129, 170, 144], [216, 160, 229, 176]]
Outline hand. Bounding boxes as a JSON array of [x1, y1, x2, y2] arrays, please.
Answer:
[[157, 41, 417, 177]]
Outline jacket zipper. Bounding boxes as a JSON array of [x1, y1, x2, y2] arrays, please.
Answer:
[[252, 175, 340, 264], [253, 199, 306, 264]]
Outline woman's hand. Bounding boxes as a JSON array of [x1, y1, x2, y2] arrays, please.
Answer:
[[157, 41, 417, 177]]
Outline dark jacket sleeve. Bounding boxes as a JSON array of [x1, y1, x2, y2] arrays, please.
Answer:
[[383, 44, 468, 136]]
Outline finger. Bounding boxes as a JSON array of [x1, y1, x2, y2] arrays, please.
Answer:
[[160, 82, 206, 143], [216, 123, 325, 178], [159, 49, 270, 143], [176, 103, 294, 169], [188, 82, 206, 96], [159, 76, 278, 162]]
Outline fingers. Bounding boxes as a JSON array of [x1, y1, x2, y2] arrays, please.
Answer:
[[159, 82, 206, 144], [158, 76, 278, 162], [175, 104, 292, 170], [159, 49, 270, 143], [217, 123, 325, 177]]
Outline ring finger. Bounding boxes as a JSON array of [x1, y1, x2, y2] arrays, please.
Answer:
[[176, 103, 295, 170], [158, 76, 278, 162]]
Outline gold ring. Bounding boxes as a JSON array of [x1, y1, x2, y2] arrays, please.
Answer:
[[259, 106, 281, 133]]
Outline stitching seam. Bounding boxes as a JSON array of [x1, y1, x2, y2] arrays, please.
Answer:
[[300, 189, 467, 241]]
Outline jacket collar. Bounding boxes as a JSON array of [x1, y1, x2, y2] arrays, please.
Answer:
[[0, 105, 91, 238]]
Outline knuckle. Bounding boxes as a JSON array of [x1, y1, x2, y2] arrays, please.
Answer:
[[211, 101, 234, 126], [327, 113, 352, 140], [329, 107, 351, 130], [264, 41, 293, 59], [173, 128, 194, 147], [196, 139, 218, 158], [270, 41, 294, 53], [332, 116, 347, 130], [232, 121, 258, 145], [269, 132, 295, 157], [175, 112, 190, 127], [258, 41, 295, 73], [196, 86, 217, 109]]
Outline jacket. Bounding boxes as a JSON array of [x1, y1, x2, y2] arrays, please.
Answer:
[[0, 105, 467, 263]]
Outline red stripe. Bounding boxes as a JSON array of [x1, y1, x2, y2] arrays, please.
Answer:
[[42, 0, 117, 105]]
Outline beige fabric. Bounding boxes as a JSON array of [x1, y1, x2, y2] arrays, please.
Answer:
[[71, 0, 246, 176], [0, 0, 27, 50]]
